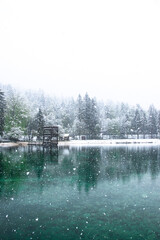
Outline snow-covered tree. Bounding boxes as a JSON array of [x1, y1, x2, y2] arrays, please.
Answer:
[[0, 89, 5, 136], [131, 108, 141, 138], [157, 111, 160, 136], [35, 108, 45, 140], [75, 93, 100, 139], [148, 105, 157, 138], [7, 127, 24, 141], [140, 109, 147, 138], [89, 98, 100, 139], [5, 90, 29, 136], [1, 82, 160, 140], [75, 95, 85, 137]]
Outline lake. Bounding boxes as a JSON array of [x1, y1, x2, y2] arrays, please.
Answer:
[[0, 145, 160, 240]]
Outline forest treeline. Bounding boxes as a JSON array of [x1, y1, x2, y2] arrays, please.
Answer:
[[0, 84, 160, 140]]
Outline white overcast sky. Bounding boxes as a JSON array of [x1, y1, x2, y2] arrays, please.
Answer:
[[0, 0, 160, 108]]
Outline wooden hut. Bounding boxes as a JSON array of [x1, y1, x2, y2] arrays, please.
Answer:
[[43, 126, 58, 147]]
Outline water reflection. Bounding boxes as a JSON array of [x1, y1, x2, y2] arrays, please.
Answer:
[[101, 147, 160, 182], [76, 147, 101, 192], [1, 145, 160, 240], [0, 146, 160, 194], [28, 146, 58, 179]]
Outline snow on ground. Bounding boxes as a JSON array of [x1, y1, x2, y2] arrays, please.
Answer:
[[0, 139, 160, 148], [58, 139, 160, 146], [0, 142, 28, 148]]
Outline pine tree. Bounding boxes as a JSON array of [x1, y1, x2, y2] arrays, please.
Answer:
[[89, 98, 100, 139], [75, 93, 100, 139], [75, 94, 85, 137], [75, 95, 85, 137], [35, 108, 45, 140], [77, 95, 83, 123], [140, 110, 147, 138], [0, 89, 5, 136], [5, 91, 29, 132], [83, 93, 91, 137], [60, 98, 76, 135], [132, 108, 141, 139], [81, 94, 100, 139], [157, 111, 160, 137], [119, 103, 130, 138], [148, 105, 157, 138]]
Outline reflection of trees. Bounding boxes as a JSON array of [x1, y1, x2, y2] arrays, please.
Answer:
[[0, 148, 29, 198], [0, 146, 59, 196], [101, 146, 160, 182], [76, 147, 101, 193], [61, 155, 74, 175], [27, 147, 58, 179], [0, 147, 59, 180], [1, 146, 160, 197], [0, 148, 27, 179], [27, 149, 45, 179], [57, 147, 101, 193], [149, 147, 160, 179], [0, 152, 5, 195], [129, 147, 160, 179]]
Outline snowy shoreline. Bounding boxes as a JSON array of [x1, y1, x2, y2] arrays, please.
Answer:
[[0, 142, 28, 148], [58, 139, 160, 146], [0, 139, 160, 148]]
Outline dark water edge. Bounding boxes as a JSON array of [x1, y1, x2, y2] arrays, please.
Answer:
[[0, 145, 160, 240]]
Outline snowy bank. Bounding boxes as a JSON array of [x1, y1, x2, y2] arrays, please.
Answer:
[[1, 139, 160, 148], [0, 142, 28, 148], [58, 139, 160, 146]]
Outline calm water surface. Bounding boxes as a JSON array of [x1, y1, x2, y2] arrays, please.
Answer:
[[0, 145, 160, 240]]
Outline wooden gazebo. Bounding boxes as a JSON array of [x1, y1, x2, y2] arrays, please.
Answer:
[[43, 126, 58, 147]]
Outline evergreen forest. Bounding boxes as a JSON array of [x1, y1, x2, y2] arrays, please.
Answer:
[[0, 84, 160, 141]]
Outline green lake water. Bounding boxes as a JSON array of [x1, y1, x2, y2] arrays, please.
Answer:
[[0, 145, 160, 240]]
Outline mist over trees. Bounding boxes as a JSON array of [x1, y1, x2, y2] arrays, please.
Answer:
[[0, 83, 160, 140], [0, 89, 5, 136]]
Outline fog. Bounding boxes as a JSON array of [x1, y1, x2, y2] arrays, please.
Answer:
[[0, 0, 160, 108]]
